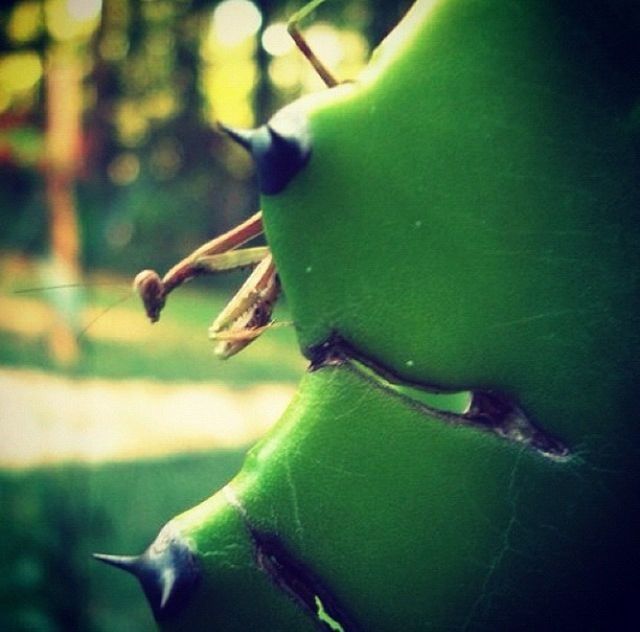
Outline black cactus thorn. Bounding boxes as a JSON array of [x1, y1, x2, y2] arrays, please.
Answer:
[[220, 108, 311, 195], [93, 525, 200, 621]]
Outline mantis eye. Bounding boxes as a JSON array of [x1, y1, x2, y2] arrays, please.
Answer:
[[221, 110, 311, 195]]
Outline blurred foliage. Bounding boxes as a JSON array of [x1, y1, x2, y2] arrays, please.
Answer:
[[0, 0, 411, 274]]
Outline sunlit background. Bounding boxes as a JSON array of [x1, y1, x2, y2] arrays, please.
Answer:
[[0, 0, 411, 629]]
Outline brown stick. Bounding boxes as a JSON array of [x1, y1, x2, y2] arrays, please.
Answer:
[[288, 27, 339, 88]]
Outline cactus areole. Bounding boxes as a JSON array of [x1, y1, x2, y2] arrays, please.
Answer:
[[97, 1, 640, 629]]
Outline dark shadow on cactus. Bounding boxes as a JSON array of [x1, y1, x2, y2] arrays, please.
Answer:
[[308, 332, 570, 458], [252, 529, 362, 632]]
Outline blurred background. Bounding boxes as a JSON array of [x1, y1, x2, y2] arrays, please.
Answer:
[[0, 0, 410, 629]]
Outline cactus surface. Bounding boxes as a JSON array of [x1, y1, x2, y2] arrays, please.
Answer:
[[100, 1, 640, 629]]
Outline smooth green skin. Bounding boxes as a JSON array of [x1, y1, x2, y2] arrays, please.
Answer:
[[154, 1, 640, 629], [264, 0, 640, 449], [168, 365, 638, 630]]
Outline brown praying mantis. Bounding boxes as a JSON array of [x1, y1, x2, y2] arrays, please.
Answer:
[[133, 1, 340, 359]]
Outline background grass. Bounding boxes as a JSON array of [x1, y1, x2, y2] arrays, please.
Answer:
[[1, 259, 306, 385]]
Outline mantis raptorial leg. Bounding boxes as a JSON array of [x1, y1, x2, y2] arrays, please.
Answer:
[[134, 1, 342, 358], [134, 211, 264, 323], [196, 247, 279, 358], [134, 215, 275, 359], [208, 254, 279, 359], [195, 247, 270, 273]]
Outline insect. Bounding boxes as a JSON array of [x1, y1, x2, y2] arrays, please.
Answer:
[[133, 0, 339, 359]]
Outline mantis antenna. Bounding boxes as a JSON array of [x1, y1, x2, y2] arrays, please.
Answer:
[[13, 281, 133, 342]]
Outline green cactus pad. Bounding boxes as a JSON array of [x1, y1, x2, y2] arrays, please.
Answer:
[[116, 1, 640, 628]]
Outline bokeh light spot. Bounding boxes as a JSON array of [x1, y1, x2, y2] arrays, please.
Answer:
[[0, 52, 43, 95], [67, 0, 102, 22], [213, 0, 262, 47], [108, 152, 140, 185], [45, 0, 102, 41], [8, 1, 43, 44], [261, 22, 295, 57]]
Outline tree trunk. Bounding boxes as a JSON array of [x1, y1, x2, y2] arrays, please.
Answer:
[[44, 43, 83, 366]]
